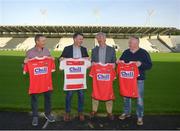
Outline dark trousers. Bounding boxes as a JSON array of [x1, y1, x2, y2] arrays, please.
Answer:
[[65, 90, 84, 113], [31, 91, 52, 117]]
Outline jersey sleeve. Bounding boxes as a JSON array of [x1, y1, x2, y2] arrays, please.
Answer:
[[59, 59, 65, 70], [89, 65, 94, 77], [23, 63, 28, 74]]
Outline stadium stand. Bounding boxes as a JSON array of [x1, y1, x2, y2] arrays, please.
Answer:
[[55, 38, 73, 51], [0, 37, 12, 48], [114, 39, 129, 51], [83, 38, 95, 50], [171, 36, 180, 50], [148, 36, 172, 52], [139, 37, 159, 52], [45, 38, 60, 51], [0, 25, 179, 52], [159, 35, 180, 51], [0, 38, 27, 50], [16, 37, 34, 51], [106, 38, 116, 47], [158, 36, 175, 48], [114, 38, 159, 52]]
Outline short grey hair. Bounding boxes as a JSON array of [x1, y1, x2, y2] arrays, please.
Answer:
[[130, 36, 140, 43], [96, 32, 106, 38]]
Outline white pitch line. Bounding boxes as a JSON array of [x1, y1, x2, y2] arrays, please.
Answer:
[[42, 120, 49, 129]]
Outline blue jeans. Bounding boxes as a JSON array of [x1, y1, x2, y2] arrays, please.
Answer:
[[123, 80, 144, 118], [65, 90, 84, 113]]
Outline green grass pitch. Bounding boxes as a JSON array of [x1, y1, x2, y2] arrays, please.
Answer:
[[0, 50, 180, 114]]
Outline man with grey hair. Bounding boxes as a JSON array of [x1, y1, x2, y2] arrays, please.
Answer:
[[90, 32, 116, 120]]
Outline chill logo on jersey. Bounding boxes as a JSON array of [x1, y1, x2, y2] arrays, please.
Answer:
[[120, 71, 134, 79], [97, 73, 110, 81], [34, 66, 48, 75], [69, 67, 81, 73]]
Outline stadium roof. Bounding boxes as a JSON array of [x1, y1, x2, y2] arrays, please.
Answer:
[[0, 25, 178, 37]]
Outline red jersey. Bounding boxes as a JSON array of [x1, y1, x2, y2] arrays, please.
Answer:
[[117, 62, 139, 98], [23, 57, 55, 94], [89, 63, 116, 101]]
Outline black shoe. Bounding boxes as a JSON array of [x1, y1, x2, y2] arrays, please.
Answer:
[[43, 113, 55, 122], [90, 111, 97, 119], [107, 113, 114, 121]]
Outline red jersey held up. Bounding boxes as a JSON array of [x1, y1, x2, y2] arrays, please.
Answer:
[[23, 56, 55, 94], [89, 63, 116, 101], [117, 62, 139, 98]]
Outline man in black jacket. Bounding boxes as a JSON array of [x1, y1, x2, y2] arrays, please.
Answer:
[[117, 36, 152, 125], [59, 33, 89, 121]]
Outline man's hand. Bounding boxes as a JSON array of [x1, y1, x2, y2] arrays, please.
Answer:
[[135, 61, 142, 67], [50, 56, 55, 60], [112, 63, 116, 68], [24, 58, 29, 63], [84, 57, 91, 61], [116, 60, 124, 64], [59, 57, 64, 62], [92, 62, 96, 65], [46, 56, 55, 60]]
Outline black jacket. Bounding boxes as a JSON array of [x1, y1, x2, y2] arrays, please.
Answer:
[[59, 45, 89, 58]]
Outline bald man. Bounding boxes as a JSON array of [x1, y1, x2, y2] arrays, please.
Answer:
[[117, 36, 152, 125]]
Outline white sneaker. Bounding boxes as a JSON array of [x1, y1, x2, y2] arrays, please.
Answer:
[[32, 117, 38, 126], [118, 113, 131, 120], [137, 117, 143, 125]]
